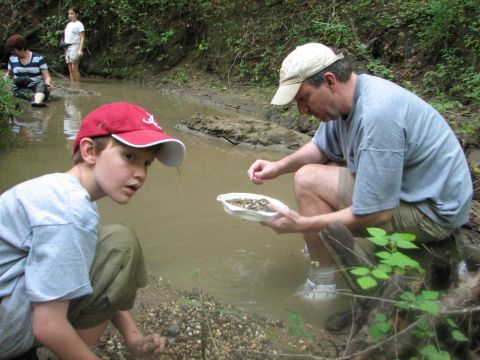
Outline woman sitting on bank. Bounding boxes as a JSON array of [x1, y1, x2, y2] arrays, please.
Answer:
[[4, 33, 52, 107]]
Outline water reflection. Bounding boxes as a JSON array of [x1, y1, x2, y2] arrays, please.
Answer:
[[11, 106, 51, 142], [63, 96, 82, 139]]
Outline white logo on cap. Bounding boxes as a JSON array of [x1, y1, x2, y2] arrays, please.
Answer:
[[142, 113, 162, 129]]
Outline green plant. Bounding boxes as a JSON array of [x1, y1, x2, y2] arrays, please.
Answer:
[[284, 308, 312, 340], [170, 68, 189, 85], [0, 78, 21, 150], [350, 227, 420, 289], [40, 15, 66, 49], [368, 313, 391, 340], [350, 228, 468, 359]]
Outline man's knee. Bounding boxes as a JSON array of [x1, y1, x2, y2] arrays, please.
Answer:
[[294, 164, 341, 204], [295, 164, 332, 189]]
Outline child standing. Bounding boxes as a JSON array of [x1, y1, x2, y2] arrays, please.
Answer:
[[0, 102, 186, 359], [64, 6, 85, 82]]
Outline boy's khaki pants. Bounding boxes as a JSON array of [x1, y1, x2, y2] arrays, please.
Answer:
[[68, 224, 148, 328]]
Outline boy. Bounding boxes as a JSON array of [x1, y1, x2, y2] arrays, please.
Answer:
[[0, 102, 186, 359]]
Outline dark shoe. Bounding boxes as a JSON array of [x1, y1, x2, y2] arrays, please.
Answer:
[[30, 101, 46, 108], [11, 348, 39, 360], [325, 309, 354, 332]]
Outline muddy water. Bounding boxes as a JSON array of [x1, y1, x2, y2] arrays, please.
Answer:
[[0, 78, 349, 327]]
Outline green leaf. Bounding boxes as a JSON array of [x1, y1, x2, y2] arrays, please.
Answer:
[[375, 313, 388, 322], [391, 232, 416, 244], [395, 239, 419, 249], [382, 252, 420, 269], [367, 227, 387, 237], [446, 318, 458, 328], [377, 322, 390, 333], [350, 267, 370, 276], [399, 291, 417, 302], [399, 233, 416, 241], [419, 300, 439, 316], [368, 236, 389, 246], [416, 319, 430, 331], [285, 307, 303, 326], [368, 325, 384, 339], [371, 268, 390, 279], [452, 329, 468, 342], [377, 263, 393, 273], [368, 324, 389, 339], [375, 251, 392, 259], [419, 290, 439, 300], [420, 345, 451, 360], [357, 276, 378, 289]]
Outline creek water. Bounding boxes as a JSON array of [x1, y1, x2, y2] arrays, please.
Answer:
[[0, 78, 349, 328]]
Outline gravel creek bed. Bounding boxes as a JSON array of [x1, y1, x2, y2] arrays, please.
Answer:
[[39, 275, 346, 359]]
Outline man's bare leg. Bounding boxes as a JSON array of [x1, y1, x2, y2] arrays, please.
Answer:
[[294, 164, 341, 299]]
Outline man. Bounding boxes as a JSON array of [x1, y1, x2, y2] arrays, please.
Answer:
[[247, 43, 472, 300]]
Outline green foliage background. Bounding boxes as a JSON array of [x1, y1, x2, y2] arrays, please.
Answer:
[[0, 0, 479, 107]]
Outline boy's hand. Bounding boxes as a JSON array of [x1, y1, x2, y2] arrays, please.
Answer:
[[128, 333, 166, 357]]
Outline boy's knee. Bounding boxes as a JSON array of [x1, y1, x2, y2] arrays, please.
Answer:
[[95, 224, 146, 287], [70, 225, 147, 327], [98, 224, 140, 251]]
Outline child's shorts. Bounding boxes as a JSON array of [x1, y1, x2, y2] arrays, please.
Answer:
[[65, 44, 81, 64], [68, 224, 148, 328]]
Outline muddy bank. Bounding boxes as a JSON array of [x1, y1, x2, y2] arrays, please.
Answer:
[[177, 113, 312, 152], [154, 66, 318, 136]]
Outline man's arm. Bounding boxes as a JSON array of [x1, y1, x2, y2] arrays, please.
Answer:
[[276, 141, 329, 173], [248, 141, 328, 184], [33, 301, 99, 359], [112, 310, 166, 357], [266, 204, 393, 234]]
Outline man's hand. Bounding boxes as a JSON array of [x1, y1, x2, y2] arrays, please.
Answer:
[[261, 203, 307, 233], [247, 159, 279, 184], [128, 333, 166, 357]]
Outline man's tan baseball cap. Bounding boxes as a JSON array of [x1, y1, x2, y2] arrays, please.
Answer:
[[271, 43, 344, 105]]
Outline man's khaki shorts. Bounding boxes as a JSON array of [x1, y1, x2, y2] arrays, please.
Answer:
[[338, 168, 454, 243]]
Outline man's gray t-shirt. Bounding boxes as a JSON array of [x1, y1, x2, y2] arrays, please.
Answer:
[[312, 74, 472, 228], [0, 173, 99, 358]]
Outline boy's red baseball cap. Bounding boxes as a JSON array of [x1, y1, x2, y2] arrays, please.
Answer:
[[73, 102, 186, 166]]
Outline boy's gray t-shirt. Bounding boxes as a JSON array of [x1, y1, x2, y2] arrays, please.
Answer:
[[312, 74, 472, 228], [0, 173, 99, 358]]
